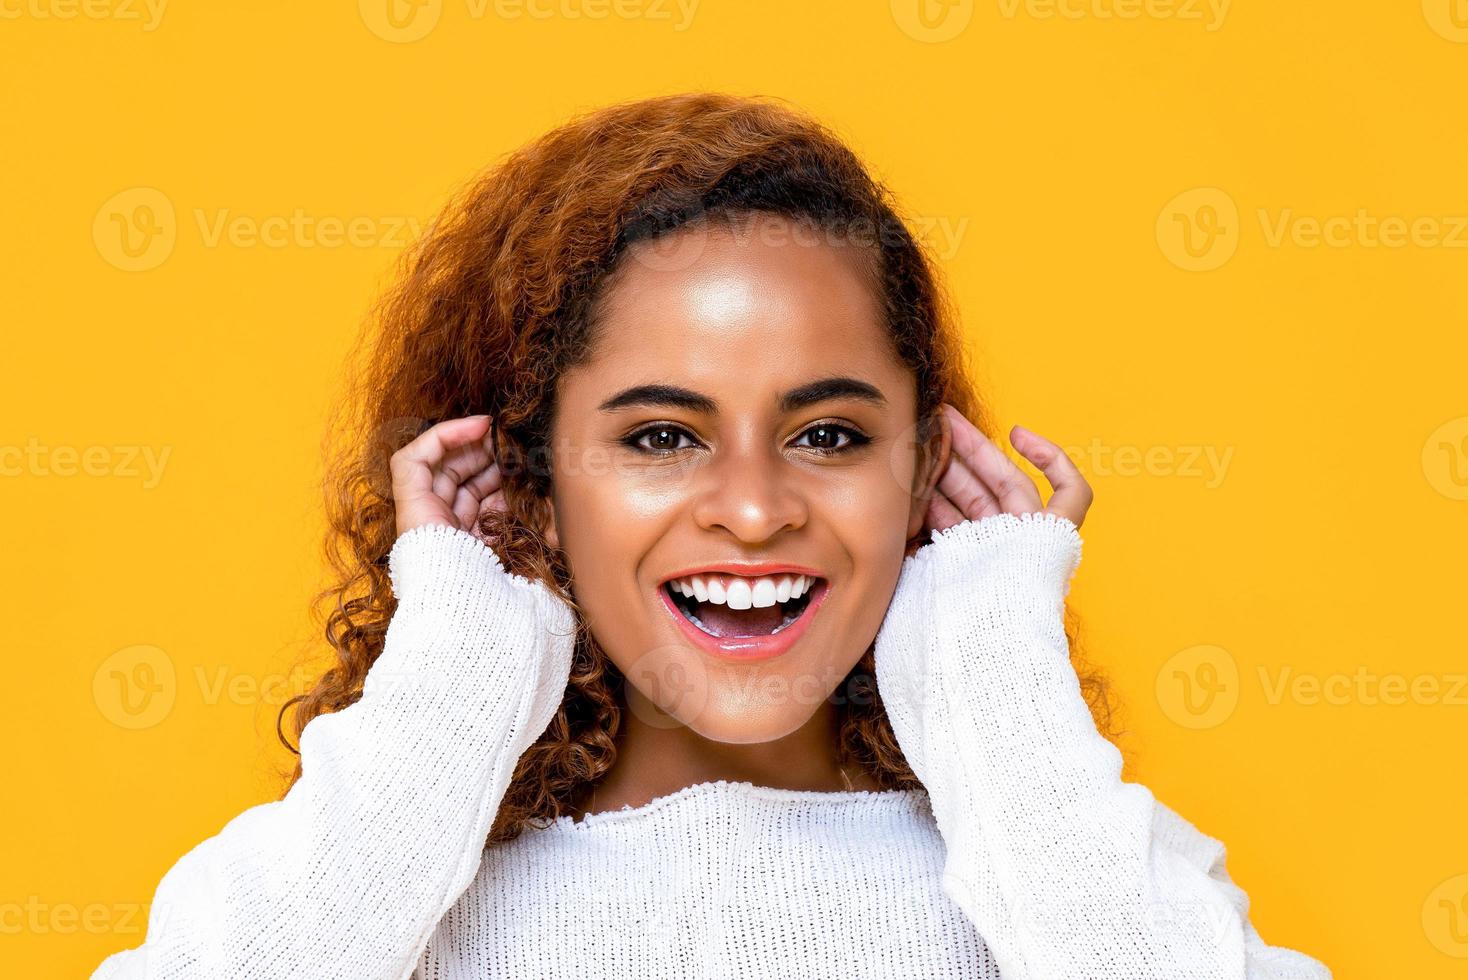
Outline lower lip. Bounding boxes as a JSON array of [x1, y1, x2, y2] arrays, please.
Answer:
[[658, 580, 830, 663]]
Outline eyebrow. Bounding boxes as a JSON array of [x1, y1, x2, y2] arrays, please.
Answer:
[[597, 376, 888, 415]]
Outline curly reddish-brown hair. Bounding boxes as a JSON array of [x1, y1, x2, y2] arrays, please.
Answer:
[[277, 91, 1120, 845]]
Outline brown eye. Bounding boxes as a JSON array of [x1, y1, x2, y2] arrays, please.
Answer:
[[794, 424, 870, 455], [624, 424, 698, 455]]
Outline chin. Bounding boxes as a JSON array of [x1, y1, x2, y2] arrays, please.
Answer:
[[616, 636, 857, 744], [684, 679, 830, 743], [681, 706, 819, 745]]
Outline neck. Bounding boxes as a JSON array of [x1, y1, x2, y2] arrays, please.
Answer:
[[575, 683, 880, 820]]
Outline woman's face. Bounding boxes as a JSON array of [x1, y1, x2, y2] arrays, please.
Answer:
[[545, 212, 943, 744]]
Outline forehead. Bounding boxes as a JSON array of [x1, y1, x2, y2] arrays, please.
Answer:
[[571, 217, 904, 407]]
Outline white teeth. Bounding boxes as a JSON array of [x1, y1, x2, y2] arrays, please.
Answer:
[[726, 579, 753, 610], [668, 572, 820, 608]]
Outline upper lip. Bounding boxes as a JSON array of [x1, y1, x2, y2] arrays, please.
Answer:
[[659, 561, 826, 585]]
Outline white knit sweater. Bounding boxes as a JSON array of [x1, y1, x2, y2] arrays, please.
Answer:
[[92, 512, 1333, 979]]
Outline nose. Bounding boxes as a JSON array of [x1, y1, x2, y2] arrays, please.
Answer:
[[689, 438, 809, 543]]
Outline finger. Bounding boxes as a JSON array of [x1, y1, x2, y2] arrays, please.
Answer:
[[395, 415, 493, 495], [931, 403, 1003, 521], [459, 458, 503, 501], [446, 442, 504, 534], [430, 428, 495, 505], [943, 404, 1043, 515], [923, 487, 967, 537], [934, 448, 1002, 523], [405, 416, 490, 504], [450, 465, 507, 533], [1009, 425, 1093, 527]]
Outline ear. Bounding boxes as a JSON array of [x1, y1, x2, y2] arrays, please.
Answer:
[[905, 409, 952, 548]]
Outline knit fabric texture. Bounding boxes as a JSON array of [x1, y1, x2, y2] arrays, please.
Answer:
[[92, 514, 1332, 980]]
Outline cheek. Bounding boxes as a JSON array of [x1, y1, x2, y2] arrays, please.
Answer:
[[552, 458, 668, 563], [819, 464, 916, 557], [816, 479, 912, 658], [550, 478, 653, 640], [556, 464, 684, 554]]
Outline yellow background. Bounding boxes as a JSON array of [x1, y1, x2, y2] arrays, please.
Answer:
[[3, 1, 1464, 975]]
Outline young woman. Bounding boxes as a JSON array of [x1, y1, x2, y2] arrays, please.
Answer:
[[93, 93, 1331, 979]]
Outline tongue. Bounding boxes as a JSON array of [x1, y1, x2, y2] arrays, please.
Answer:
[[695, 601, 784, 637]]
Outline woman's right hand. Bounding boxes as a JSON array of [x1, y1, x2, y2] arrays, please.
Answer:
[[391, 415, 505, 542]]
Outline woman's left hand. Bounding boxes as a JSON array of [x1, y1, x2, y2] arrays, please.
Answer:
[[919, 403, 1094, 540]]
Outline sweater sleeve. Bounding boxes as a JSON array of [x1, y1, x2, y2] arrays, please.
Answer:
[[873, 511, 1333, 980], [90, 521, 578, 980]]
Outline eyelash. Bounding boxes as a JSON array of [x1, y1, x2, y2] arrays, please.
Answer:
[[622, 422, 872, 458]]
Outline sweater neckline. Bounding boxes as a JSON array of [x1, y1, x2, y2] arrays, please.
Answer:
[[537, 778, 927, 833]]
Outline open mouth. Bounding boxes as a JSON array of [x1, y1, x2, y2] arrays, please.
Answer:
[[662, 575, 825, 639]]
